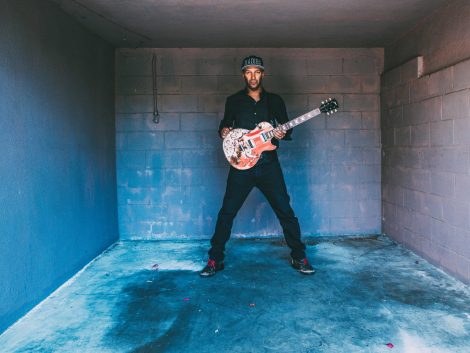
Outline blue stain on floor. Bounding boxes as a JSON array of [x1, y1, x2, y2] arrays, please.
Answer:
[[1, 236, 470, 353]]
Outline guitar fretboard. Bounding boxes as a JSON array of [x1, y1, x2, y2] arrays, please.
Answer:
[[264, 108, 321, 139]]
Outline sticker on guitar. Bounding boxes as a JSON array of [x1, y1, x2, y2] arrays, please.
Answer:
[[222, 98, 339, 170]]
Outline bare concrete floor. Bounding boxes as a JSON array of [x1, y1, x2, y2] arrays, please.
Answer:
[[1, 236, 470, 353]]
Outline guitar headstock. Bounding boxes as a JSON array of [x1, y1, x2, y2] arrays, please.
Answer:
[[320, 98, 339, 116]]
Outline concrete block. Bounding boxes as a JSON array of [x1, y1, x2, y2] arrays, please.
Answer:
[[410, 168, 432, 193], [197, 95, 226, 113], [429, 146, 469, 174], [116, 52, 152, 75], [156, 76, 181, 94], [326, 112, 362, 129], [307, 57, 343, 75], [362, 148, 381, 165], [394, 83, 410, 106], [181, 76, 218, 94], [329, 147, 363, 165], [431, 172, 455, 198], [282, 95, 309, 112], [159, 53, 237, 75], [161, 95, 198, 113], [381, 127, 395, 146], [410, 123, 430, 146], [443, 200, 470, 230], [453, 118, 470, 145], [410, 210, 431, 236], [310, 130, 345, 147], [180, 113, 218, 131], [384, 106, 403, 128], [116, 133, 127, 150], [217, 76, 244, 94], [118, 168, 165, 188], [343, 56, 380, 74], [116, 115, 147, 132], [381, 87, 395, 109], [327, 76, 361, 93], [116, 76, 153, 95], [266, 75, 328, 94], [425, 194, 444, 219], [431, 120, 454, 146], [403, 96, 442, 125], [146, 150, 182, 169], [428, 67, 453, 97], [116, 95, 153, 113], [361, 112, 380, 129], [164, 131, 201, 149], [443, 90, 470, 120], [118, 187, 154, 206], [455, 174, 470, 202], [126, 132, 164, 150], [382, 66, 401, 89], [395, 127, 411, 146], [343, 94, 379, 112], [409, 76, 429, 103], [270, 57, 307, 75], [454, 58, 470, 91], [345, 130, 380, 147], [361, 76, 380, 93], [182, 149, 225, 168], [117, 151, 146, 169]]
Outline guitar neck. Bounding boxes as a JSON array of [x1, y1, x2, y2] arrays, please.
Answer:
[[264, 108, 321, 139]]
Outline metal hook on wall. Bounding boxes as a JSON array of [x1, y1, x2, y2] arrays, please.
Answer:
[[152, 54, 160, 124]]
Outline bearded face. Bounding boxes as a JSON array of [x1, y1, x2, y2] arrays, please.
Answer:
[[243, 66, 264, 91]]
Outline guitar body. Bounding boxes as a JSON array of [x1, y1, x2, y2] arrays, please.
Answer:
[[221, 98, 339, 170], [222, 122, 277, 170]]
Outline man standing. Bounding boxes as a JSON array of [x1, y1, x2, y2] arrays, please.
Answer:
[[200, 55, 314, 277]]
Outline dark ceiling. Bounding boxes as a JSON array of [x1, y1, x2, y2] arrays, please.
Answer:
[[51, 0, 450, 48]]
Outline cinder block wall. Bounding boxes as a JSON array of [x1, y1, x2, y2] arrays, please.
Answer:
[[381, 57, 470, 283], [116, 48, 383, 239], [0, 0, 118, 333]]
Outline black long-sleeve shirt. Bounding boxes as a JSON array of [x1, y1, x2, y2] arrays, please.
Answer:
[[218, 89, 293, 143]]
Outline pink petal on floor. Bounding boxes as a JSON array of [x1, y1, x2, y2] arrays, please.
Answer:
[[386, 343, 394, 348]]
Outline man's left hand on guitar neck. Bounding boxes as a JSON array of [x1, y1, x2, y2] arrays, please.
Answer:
[[273, 129, 286, 140]]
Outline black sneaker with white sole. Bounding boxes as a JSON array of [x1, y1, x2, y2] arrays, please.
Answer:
[[291, 257, 315, 275], [199, 259, 224, 277]]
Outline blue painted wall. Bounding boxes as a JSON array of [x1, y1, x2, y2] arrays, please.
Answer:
[[116, 48, 383, 239], [0, 0, 118, 333]]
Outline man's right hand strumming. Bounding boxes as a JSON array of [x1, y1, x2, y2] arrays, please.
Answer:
[[220, 127, 232, 139]]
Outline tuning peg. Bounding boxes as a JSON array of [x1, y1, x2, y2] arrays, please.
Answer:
[[321, 101, 324, 104], [329, 97, 332, 101], [327, 112, 330, 115], [335, 109, 338, 112]]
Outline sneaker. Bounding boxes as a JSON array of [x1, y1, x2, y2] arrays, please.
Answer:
[[199, 259, 224, 277], [291, 257, 315, 275]]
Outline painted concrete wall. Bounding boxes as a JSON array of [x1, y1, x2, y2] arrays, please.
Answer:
[[0, 0, 118, 333], [385, 0, 470, 74], [116, 48, 383, 239], [381, 55, 470, 284]]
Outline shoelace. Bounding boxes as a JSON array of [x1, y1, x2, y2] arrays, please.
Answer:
[[207, 259, 216, 268], [303, 258, 308, 265]]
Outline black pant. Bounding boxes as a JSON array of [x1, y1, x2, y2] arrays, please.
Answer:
[[209, 156, 306, 262]]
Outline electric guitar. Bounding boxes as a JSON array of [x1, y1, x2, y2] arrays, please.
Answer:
[[222, 98, 339, 170]]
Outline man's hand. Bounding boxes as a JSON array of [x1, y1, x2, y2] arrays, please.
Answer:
[[220, 127, 232, 139], [273, 129, 286, 140]]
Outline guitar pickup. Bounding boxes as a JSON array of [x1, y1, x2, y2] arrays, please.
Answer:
[[247, 139, 255, 148]]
